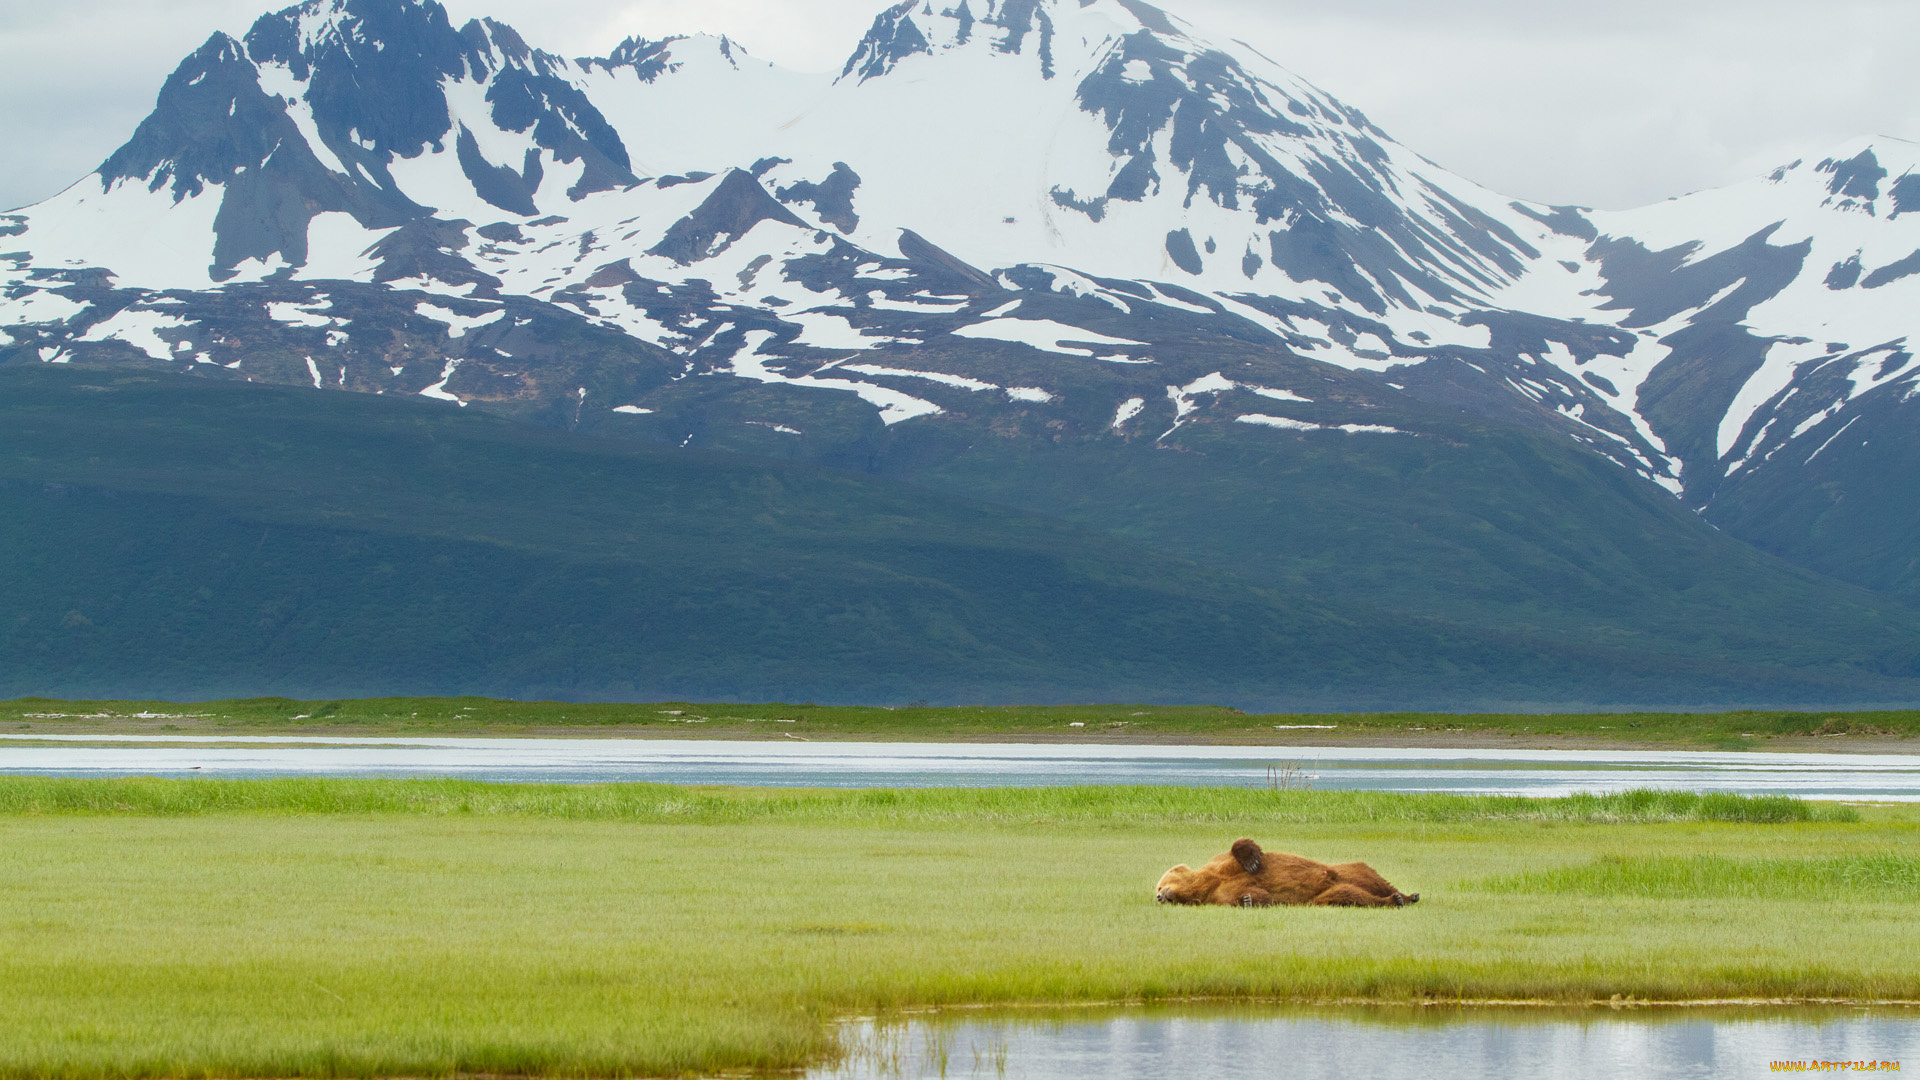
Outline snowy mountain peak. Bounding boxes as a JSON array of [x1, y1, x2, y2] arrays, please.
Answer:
[[837, 0, 1066, 83], [274, 0, 360, 52], [839, 0, 1202, 84], [837, 0, 1067, 76], [68, 0, 650, 282], [241, 0, 471, 92], [841, 1, 937, 82], [11, 0, 1920, 550], [1784, 138, 1920, 218]]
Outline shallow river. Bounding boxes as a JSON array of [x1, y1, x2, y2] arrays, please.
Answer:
[[816, 1005, 1919, 1079], [2, 735, 1918, 798]]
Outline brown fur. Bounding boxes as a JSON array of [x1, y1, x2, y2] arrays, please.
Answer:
[[1154, 838, 1419, 908]]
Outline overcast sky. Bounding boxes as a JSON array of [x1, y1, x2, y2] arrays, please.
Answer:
[[5, 0, 1918, 213]]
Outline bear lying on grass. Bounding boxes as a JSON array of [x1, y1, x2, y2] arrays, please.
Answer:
[[1155, 838, 1419, 908]]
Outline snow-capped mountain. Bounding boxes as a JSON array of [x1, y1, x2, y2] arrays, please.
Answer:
[[4, 0, 1919, 601]]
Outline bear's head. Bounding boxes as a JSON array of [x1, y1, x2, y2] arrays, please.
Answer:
[[1156, 839, 1268, 904], [1155, 863, 1221, 904]]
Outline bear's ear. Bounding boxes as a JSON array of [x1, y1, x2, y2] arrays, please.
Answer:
[[1230, 838, 1264, 874]]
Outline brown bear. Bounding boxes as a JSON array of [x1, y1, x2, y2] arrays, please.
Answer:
[[1154, 838, 1419, 908]]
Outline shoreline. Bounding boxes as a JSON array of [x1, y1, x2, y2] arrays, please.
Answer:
[[870, 995, 1920, 1013], [5, 721, 1919, 756]]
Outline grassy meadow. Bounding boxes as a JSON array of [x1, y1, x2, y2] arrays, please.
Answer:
[[0, 779, 1916, 1077], [5, 695, 1920, 747]]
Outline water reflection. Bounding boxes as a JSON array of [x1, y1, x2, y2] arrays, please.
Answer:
[[817, 1004, 1920, 1080], [1, 736, 1918, 799]]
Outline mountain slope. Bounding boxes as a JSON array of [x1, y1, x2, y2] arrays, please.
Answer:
[[3, 0, 1906, 517], [4, 366, 1917, 705], [0, 366, 1414, 704], [1, 0, 1918, 702]]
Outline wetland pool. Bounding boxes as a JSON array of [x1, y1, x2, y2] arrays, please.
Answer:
[[2, 736, 1919, 798], [814, 1004, 1920, 1079]]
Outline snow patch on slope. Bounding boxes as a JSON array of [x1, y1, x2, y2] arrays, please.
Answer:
[[1237, 414, 1408, 435], [79, 308, 191, 359], [14, 179, 220, 290], [0, 290, 87, 327], [267, 302, 336, 328], [731, 330, 940, 424], [416, 300, 503, 336], [1719, 340, 1831, 460], [953, 317, 1146, 359], [840, 363, 996, 391]]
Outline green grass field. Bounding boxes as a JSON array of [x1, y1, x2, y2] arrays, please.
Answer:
[[0, 779, 1915, 1078], [5, 695, 1919, 747]]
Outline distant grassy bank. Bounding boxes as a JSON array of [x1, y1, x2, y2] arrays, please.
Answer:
[[0, 776, 1860, 825], [5, 695, 1920, 749], [0, 779, 1915, 1078]]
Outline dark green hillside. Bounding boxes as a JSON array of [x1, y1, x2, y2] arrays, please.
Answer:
[[1706, 398, 1920, 607], [0, 366, 1915, 706], [0, 367, 1476, 705], [883, 404, 1920, 684], [512, 282, 1920, 686]]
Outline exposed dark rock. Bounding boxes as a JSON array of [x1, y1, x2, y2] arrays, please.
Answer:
[[986, 0, 1054, 76], [946, 0, 975, 43], [657, 173, 715, 188], [476, 222, 526, 243], [843, 1, 931, 82], [1112, 0, 1181, 33], [1511, 203, 1598, 241], [457, 126, 541, 216], [368, 218, 499, 291], [1825, 253, 1863, 290], [246, 0, 472, 160], [483, 48, 637, 197], [1267, 214, 1385, 313], [647, 170, 808, 265], [897, 229, 1000, 294], [569, 259, 637, 290], [1817, 149, 1886, 202], [1588, 224, 1810, 328], [587, 36, 682, 80], [1165, 228, 1203, 274], [101, 34, 289, 201], [1890, 174, 1920, 219], [1049, 186, 1108, 222], [777, 163, 863, 234], [1637, 322, 1778, 499], [1863, 248, 1920, 289]]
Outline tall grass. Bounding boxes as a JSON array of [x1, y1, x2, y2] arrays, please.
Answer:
[[1483, 853, 1920, 899], [0, 791, 1910, 1077], [0, 777, 1859, 824]]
